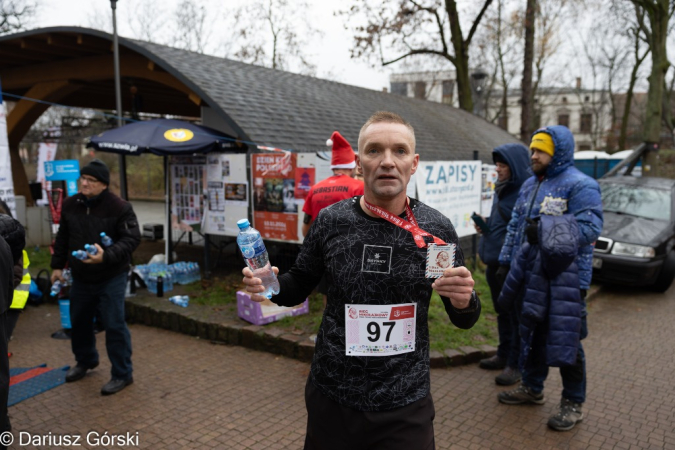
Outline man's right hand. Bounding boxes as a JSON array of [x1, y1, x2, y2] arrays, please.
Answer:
[[242, 266, 280, 303], [51, 269, 64, 284]]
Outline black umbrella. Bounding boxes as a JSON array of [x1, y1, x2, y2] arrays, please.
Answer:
[[87, 119, 246, 265]]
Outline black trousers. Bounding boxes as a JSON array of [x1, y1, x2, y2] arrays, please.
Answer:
[[304, 379, 436, 450]]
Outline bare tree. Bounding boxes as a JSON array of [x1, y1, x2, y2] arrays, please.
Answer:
[[629, 0, 675, 176], [172, 0, 212, 54], [340, 0, 494, 112], [127, 0, 168, 44], [520, 0, 537, 141], [224, 0, 320, 75], [0, 0, 37, 34]]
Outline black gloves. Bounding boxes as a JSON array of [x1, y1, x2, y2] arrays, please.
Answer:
[[525, 218, 540, 245], [495, 265, 510, 288]]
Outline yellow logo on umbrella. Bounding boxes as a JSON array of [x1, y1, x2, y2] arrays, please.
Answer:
[[164, 128, 194, 142]]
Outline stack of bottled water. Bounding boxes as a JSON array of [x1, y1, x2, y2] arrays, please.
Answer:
[[168, 295, 189, 307], [145, 263, 173, 294], [169, 261, 201, 285]]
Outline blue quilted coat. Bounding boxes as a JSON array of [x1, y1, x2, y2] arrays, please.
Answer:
[[498, 214, 583, 367], [498, 125, 603, 289]]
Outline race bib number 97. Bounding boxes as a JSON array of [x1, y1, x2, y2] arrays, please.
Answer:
[[345, 303, 416, 356]]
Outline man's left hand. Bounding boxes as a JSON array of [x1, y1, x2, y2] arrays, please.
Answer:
[[432, 266, 475, 309], [82, 243, 104, 264]]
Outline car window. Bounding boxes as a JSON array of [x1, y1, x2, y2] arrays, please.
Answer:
[[601, 184, 672, 221]]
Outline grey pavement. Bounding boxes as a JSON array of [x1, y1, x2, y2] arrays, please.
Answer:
[[5, 283, 675, 449]]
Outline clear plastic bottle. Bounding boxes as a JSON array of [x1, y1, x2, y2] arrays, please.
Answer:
[[169, 295, 189, 307], [84, 244, 98, 255], [72, 250, 89, 260], [236, 219, 280, 299], [100, 232, 114, 247], [50, 280, 64, 297]]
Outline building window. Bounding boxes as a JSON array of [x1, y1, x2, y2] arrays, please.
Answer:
[[533, 111, 541, 129], [414, 81, 426, 99], [580, 113, 593, 133], [578, 144, 592, 151], [558, 114, 570, 128], [442, 80, 454, 105], [584, 95, 590, 102], [390, 82, 407, 96], [562, 96, 567, 103], [498, 113, 508, 130]]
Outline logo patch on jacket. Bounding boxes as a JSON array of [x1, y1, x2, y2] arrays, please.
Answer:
[[539, 196, 567, 216]]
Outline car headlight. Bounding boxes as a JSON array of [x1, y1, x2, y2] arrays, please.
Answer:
[[611, 242, 656, 258]]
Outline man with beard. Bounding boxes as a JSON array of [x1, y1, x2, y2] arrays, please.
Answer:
[[495, 126, 603, 432]]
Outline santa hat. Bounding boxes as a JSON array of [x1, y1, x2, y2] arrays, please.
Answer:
[[327, 131, 356, 169]]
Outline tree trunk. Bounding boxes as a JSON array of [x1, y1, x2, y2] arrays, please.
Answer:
[[520, 0, 536, 142], [446, 0, 474, 112], [641, 0, 670, 177]]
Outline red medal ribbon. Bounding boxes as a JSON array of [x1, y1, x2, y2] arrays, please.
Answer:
[[362, 198, 447, 249]]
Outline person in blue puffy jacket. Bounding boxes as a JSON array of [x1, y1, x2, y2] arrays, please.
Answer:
[[496, 126, 603, 432], [475, 144, 531, 388]]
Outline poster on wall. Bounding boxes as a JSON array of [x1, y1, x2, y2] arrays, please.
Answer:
[[415, 161, 481, 238], [171, 155, 206, 229], [481, 164, 498, 217], [36, 143, 57, 206], [0, 82, 16, 217], [203, 153, 248, 236], [251, 152, 299, 241]]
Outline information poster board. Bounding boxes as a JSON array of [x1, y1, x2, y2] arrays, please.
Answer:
[[203, 153, 248, 236], [481, 164, 498, 217], [251, 152, 299, 241], [171, 155, 206, 228], [0, 87, 15, 217], [415, 161, 481, 238]]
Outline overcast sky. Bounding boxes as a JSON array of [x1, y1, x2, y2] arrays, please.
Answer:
[[31, 0, 392, 91]]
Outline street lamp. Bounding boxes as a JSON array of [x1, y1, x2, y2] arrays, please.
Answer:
[[471, 67, 488, 117], [110, 0, 128, 200]]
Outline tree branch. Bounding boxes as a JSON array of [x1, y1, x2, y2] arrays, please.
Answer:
[[383, 48, 454, 66], [466, 0, 494, 46], [409, 0, 449, 56]]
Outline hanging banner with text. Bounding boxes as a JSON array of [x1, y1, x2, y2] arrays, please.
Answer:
[[416, 160, 481, 238], [0, 80, 16, 217], [251, 152, 299, 241]]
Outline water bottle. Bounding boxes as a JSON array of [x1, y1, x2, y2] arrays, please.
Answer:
[[169, 295, 189, 307], [236, 219, 280, 299], [84, 244, 98, 255], [50, 280, 64, 297], [63, 268, 72, 284], [72, 250, 89, 260], [100, 232, 114, 247]]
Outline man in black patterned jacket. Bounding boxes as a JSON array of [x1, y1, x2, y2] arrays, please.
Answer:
[[51, 159, 140, 396], [243, 112, 481, 450]]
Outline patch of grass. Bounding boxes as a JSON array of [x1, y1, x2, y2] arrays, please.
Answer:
[[26, 246, 52, 273], [428, 267, 498, 352]]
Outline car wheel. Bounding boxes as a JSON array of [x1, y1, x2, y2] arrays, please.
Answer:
[[651, 252, 675, 293]]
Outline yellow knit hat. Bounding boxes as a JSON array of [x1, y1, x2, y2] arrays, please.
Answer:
[[530, 132, 555, 157]]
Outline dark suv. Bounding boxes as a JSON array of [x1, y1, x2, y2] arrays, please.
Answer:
[[592, 176, 675, 292]]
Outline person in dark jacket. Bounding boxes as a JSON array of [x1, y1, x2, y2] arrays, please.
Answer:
[[475, 144, 531, 387], [495, 126, 603, 432], [0, 215, 26, 441], [51, 159, 141, 396]]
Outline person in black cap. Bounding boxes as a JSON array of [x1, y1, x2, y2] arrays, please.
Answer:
[[51, 158, 141, 395]]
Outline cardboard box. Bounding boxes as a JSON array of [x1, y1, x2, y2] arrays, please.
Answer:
[[237, 290, 309, 325]]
